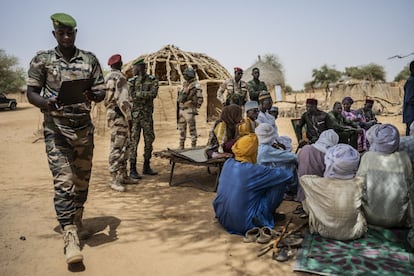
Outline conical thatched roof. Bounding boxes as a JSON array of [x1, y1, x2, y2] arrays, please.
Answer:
[[123, 44, 231, 85], [242, 57, 285, 88]]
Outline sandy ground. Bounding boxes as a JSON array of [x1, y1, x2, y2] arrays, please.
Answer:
[[0, 102, 405, 276]]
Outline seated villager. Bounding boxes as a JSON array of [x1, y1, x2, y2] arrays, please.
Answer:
[[355, 99, 378, 130], [356, 124, 414, 248], [400, 121, 414, 174], [255, 123, 298, 200], [296, 98, 334, 147], [257, 91, 292, 151], [328, 101, 362, 150], [301, 144, 367, 240], [295, 129, 339, 205], [206, 104, 243, 158], [341, 97, 368, 152], [212, 133, 294, 236], [239, 101, 259, 134]]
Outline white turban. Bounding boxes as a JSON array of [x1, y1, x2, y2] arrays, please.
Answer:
[[245, 101, 259, 112], [255, 123, 276, 145], [367, 124, 400, 154], [312, 129, 340, 153], [410, 121, 414, 136], [324, 144, 360, 179]]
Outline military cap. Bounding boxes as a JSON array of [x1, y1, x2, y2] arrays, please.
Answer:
[[50, 13, 77, 28], [306, 98, 318, 105], [133, 58, 145, 66], [234, 67, 243, 73], [108, 54, 122, 66]]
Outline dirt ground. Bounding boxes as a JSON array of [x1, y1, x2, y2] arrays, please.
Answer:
[[0, 102, 405, 276]]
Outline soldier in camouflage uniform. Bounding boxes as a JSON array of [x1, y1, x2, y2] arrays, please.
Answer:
[[247, 67, 268, 103], [177, 67, 203, 149], [104, 54, 139, 192], [216, 67, 249, 106], [128, 59, 159, 177], [26, 13, 106, 264]]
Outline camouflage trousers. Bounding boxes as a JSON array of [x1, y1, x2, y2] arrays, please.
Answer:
[[177, 107, 197, 146], [43, 114, 94, 228], [107, 109, 129, 175], [129, 112, 155, 162]]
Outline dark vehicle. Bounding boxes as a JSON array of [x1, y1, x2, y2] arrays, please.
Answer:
[[0, 93, 17, 110]]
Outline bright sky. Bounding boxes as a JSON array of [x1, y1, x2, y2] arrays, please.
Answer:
[[1, 0, 413, 90]]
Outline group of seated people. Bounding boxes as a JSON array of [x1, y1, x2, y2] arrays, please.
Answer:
[[296, 97, 378, 152], [210, 94, 414, 249]]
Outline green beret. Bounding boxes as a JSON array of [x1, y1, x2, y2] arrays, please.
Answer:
[[50, 13, 77, 28], [133, 58, 145, 66]]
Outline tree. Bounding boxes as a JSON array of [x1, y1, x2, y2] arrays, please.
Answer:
[[262, 54, 284, 72], [344, 63, 385, 82], [311, 65, 341, 103], [0, 49, 26, 94], [394, 64, 410, 82]]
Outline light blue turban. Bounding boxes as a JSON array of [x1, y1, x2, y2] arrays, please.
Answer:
[[324, 144, 360, 179], [367, 124, 400, 154]]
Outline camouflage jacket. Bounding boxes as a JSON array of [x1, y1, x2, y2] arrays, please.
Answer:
[[27, 46, 105, 116], [216, 78, 249, 106], [247, 79, 267, 102], [177, 79, 203, 109], [128, 73, 159, 116], [104, 69, 132, 121]]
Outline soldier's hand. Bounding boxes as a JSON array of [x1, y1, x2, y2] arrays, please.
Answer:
[[47, 97, 60, 111], [298, 139, 309, 148]]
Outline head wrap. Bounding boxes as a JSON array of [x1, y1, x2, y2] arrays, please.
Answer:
[[50, 13, 77, 28], [255, 123, 275, 145], [269, 106, 279, 113], [234, 67, 243, 73], [258, 91, 272, 102], [108, 54, 122, 66], [410, 121, 414, 136], [232, 134, 258, 163], [306, 98, 318, 105], [367, 124, 400, 154], [365, 99, 374, 105], [312, 129, 339, 153], [342, 97, 354, 104], [245, 101, 259, 112], [324, 144, 360, 179], [220, 104, 243, 140], [237, 121, 250, 137]]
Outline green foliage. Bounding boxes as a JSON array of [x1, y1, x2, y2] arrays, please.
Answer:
[[0, 49, 26, 94], [311, 65, 341, 90], [344, 63, 385, 82], [394, 64, 410, 82], [284, 85, 293, 93], [262, 54, 284, 72]]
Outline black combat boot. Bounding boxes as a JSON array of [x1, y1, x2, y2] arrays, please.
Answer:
[[130, 160, 142, 179], [143, 159, 158, 175]]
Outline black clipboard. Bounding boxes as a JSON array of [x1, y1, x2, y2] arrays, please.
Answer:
[[58, 79, 93, 105]]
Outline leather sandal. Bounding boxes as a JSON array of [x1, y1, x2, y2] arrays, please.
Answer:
[[274, 247, 290, 262], [243, 227, 260, 243], [257, 227, 279, 244]]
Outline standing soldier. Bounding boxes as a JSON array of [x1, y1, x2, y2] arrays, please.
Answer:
[[247, 67, 268, 103], [129, 58, 159, 177], [104, 54, 139, 192], [177, 67, 203, 149], [26, 13, 106, 264], [216, 67, 249, 106]]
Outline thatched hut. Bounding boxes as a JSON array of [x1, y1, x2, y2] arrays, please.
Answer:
[[242, 56, 285, 101], [123, 44, 231, 123]]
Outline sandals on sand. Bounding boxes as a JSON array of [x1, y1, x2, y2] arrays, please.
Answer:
[[257, 227, 280, 244], [243, 227, 261, 243], [274, 247, 290, 262], [243, 226, 280, 244]]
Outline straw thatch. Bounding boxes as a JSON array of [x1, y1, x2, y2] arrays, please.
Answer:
[[123, 44, 231, 86], [242, 56, 285, 88]]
